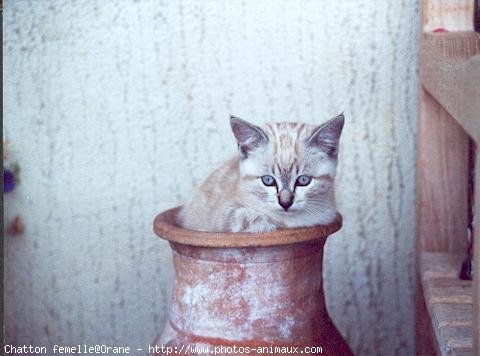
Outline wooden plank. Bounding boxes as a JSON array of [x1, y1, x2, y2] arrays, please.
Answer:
[[423, 278, 473, 305], [421, 0, 474, 32], [417, 87, 470, 253], [420, 252, 464, 279], [419, 252, 475, 356], [436, 325, 473, 354], [420, 32, 480, 143], [451, 348, 475, 356], [474, 154, 480, 353], [416, 274, 437, 355], [418, 2, 479, 354], [430, 303, 473, 328]]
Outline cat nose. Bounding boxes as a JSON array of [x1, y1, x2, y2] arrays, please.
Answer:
[[278, 190, 294, 211]]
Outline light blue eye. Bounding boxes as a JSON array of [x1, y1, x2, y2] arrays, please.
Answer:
[[296, 175, 312, 186], [261, 175, 276, 186]]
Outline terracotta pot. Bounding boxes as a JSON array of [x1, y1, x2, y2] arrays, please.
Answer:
[[151, 207, 352, 356]]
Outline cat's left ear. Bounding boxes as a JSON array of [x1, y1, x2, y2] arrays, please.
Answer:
[[230, 115, 269, 159], [307, 113, 344, 158]]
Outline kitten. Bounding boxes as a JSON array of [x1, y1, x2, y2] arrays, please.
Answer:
[[179, 114, 344, 233]]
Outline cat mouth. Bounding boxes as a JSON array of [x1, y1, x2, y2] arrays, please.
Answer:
[[276, 201, 304, 213], [276, 206, 298, 213]]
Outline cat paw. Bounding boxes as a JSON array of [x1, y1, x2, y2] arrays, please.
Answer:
[[228, 209, 277, 233]]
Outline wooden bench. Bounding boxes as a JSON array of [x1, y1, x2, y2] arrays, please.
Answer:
[[416, 1, 480, 355]]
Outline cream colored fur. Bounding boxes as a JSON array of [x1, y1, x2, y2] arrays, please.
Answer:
[[179, 115, 344, 233]]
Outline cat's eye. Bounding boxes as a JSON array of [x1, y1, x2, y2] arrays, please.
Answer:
[[296, 175, 312, 186], [261, 175, 277, 186]]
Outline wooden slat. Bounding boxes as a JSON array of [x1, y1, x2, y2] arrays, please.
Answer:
[[423, 278, 473, 304], [430, 303, 473, 328], [436, 326, 473, 354], [474, 154, 480, 353], [420, 252, 466, 279], [419, 252, 474, 356], [420, 31, 480, 143], [450, 348, 475, 356], [421, 0, 475, 32], [416, 275, 437, 355], [418, 3, 479, 354], [417, 87, 470, 253]]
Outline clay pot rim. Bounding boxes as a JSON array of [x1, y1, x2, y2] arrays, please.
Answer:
[[154, 206, 343, 248]]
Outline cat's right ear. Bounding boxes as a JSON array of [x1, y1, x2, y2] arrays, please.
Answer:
[[230, 115, 269, 159]]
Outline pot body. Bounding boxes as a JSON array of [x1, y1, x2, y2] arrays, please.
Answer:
[[152, 239, 352, 355]]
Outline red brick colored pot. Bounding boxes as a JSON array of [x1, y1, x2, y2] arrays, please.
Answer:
[[151, 207, 352, 356]]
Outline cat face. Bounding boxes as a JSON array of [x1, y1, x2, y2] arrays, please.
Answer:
[[230, 115, 344, 225]]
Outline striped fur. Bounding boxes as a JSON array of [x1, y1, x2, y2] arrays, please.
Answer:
[[179, 114, 344, 233]]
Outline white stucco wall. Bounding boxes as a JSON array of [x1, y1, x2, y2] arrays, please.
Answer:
[[4, 1, 419, 354]]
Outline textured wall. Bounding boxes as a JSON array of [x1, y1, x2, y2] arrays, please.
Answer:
[[4, 1, 419, 354]]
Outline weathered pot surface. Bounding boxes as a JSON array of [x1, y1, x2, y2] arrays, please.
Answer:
[[151, 206, 352, 356]]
